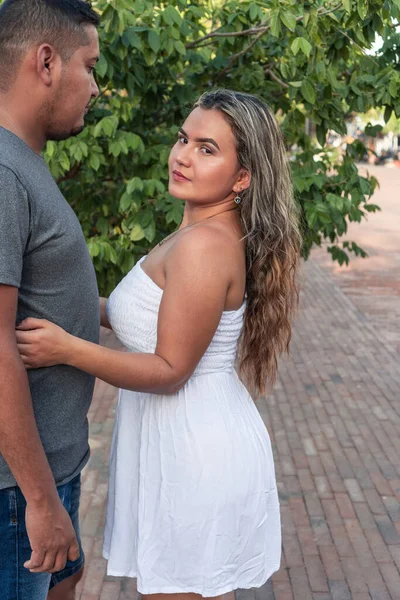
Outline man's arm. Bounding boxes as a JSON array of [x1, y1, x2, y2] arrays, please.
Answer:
[[0, 285, 79, 573]]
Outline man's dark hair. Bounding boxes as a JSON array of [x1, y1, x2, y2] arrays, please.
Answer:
[[0, 0, 100, 92]]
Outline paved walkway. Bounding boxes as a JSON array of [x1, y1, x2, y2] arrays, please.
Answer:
[[313, 165, 400, 352], [75, 168, 400, 600]]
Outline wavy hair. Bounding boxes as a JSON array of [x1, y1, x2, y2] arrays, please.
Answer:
[[195, 89, 301, 396]]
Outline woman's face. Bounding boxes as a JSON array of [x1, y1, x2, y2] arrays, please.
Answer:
[[168, 107, 246, 206]]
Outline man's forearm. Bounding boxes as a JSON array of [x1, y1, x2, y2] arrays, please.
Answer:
[[0, 348, 58, 505]]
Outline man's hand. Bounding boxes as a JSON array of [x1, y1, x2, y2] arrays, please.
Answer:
[[25, 497, 80, 573]]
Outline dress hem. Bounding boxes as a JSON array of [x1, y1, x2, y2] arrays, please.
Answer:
[[103, 556, 280, 597]]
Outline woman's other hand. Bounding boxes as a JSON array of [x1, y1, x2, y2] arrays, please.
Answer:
[[16, 318, 73, 369]]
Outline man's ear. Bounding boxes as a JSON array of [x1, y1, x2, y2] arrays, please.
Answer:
[[36, 44, 57, 86]]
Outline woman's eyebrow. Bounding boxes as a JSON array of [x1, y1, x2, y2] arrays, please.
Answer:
[[179, 128, 221, 151]]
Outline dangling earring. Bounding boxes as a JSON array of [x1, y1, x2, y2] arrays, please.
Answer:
[[234, 195, 241, 205]]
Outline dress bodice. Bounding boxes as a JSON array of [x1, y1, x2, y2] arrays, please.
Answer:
[[106, 257, 245, 377]]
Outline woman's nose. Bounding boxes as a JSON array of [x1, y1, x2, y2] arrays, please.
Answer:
[[176, 150, 191, 167]]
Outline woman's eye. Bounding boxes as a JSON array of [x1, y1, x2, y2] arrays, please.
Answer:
[[178, 136, 188, 144], [201, 147, 212, 155]]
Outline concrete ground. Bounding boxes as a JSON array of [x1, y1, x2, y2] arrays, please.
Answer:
[[75, 166, 400, 600]]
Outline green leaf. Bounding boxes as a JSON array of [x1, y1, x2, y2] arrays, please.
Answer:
[[109, 141, 122, 157], [280, 11, 297, 32], [249, 3, 258, 22], [88, 241, 100, 258], [174, 41, 186, 56], [270, 11, 281, 38], [144, 221, 156, 242], [291, 37, 301, 55], [127, 177, 144, 194], [46, 141, 56, 158], [59, 152, 70, 172], [163, 6, 182, 26], [364, 123, 383, 137], [171, 26, 180, 40], [384, 106, 393, 123], [94, 116, 118, 138], [89, 154, 101, 171], [327, 66, 339, 88], [96, 54, 108, 78], [326, 193, 344, 211], [389, 80, 397, 98], [316, 124, 327, 147], [294, 176, 305, 192], [299, 38, 312, 58], [364, 203, 381, 212], [328, 246, 349, 266], [359, 177, 370, 195], [120, 192, 133, 212], [108, 245, 118, 265], [291, 37, 312, 57], [343, 0, 352, 13], [301, 79, 316, 104], [148, 30, 160, 54], [162, 7, 173, 25], [143, 50, 156, 66], [357, 0, 367, 20], [316, 61, 326, 81], [130, 223, 145, 241], [123, 28, 143, 51]]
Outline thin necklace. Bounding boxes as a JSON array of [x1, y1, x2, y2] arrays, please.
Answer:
[[158, 206, 238, 246]]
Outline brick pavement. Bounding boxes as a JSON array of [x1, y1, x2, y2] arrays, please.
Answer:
[[75, 167, 400, 599], [313, 165, 400, 353]]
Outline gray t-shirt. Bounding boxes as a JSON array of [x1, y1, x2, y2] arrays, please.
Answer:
[[0, 127, 100, 490]]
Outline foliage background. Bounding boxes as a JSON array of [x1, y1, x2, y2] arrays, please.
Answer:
[[3, 0, 400, 294]]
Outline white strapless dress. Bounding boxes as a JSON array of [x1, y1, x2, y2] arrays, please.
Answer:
[[103, 257, 281, 596]]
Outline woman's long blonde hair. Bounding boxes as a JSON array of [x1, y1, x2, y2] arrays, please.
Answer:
[[195, 89, 301, 396]]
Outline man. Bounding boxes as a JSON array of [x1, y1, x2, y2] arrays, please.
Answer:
[[0, 1, 101, 598]]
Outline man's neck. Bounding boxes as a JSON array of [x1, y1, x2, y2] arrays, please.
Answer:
[[0, 102, 45, 154]]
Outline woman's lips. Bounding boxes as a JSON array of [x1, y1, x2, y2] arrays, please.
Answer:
[[172, 170, 190, 182]]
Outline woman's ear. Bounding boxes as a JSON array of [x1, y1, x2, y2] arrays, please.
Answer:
[[233, 169, 251, 194]]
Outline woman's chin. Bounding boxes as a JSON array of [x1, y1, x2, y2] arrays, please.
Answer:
[[168, 183, 187, 200]]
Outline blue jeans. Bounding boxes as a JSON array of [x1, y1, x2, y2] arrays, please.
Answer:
[[0, 474, 84, 600]]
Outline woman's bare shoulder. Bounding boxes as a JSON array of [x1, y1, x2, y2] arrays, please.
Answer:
[[166, 221, 240, 271]]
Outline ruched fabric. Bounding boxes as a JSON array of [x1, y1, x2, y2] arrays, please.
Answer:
[[103, 257, 281, 596]]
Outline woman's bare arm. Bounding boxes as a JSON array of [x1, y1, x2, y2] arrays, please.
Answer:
[[17, 229, 234, 395]]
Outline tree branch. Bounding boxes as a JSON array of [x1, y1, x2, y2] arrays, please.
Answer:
[[56, 163, 81, 185], [319, 2, 343, 17], [186, 22, 270, 49], [214, 3, 343, 82], [265, 68, 289, 89], [90, 85, 111, 110], [331, 24, 380, 67], [215, 27, 268, 82], [187, 2, 342, 50]]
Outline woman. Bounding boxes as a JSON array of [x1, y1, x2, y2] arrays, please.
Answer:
[[17, 89, 301, 599]]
